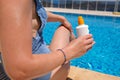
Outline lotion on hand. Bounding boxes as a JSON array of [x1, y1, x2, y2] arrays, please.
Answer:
[[76, 16, 89, 37]]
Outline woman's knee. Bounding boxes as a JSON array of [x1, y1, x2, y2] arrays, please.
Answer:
[[57, 25, 71, 34], [57, 25, 76, 41]]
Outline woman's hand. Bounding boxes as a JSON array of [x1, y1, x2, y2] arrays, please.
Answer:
[[59, 16, 73, 32], [63, 34, 95, 61], [47, 12, 72, 32]]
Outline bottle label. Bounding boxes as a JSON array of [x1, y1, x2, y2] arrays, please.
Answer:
[[76, 25, 89, 37]]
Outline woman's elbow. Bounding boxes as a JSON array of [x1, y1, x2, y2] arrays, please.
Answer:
[[5, 65, 28, 80], [5, 58, 33, 80]]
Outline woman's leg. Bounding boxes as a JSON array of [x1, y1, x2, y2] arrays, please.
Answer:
[[49, 25, 75, 80]]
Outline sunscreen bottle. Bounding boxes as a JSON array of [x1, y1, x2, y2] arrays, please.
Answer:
[[76, 16, 89, 37]]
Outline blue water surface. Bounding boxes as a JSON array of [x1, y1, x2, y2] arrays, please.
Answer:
[[42, 12, 120, 77]]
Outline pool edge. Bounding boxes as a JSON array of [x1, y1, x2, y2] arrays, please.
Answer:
[[68, 66, 120, 80], [45, 7, 120, 17]]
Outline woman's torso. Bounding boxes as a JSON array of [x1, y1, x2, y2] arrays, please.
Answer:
[[0, 0, 41, 53]]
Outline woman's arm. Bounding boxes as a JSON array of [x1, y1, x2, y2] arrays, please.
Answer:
[[0, 0, 66, 79], [47, 11, 65, 22], [47, 11, 72, 32]]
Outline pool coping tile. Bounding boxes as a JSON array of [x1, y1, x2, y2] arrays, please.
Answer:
[[68, 66, 120, 80], [45, 7, 120, 17]]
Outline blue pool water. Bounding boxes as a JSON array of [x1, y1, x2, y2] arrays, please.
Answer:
[[43, 12, 120, 77]]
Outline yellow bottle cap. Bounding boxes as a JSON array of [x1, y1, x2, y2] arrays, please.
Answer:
[[78, 16, 84, 25]]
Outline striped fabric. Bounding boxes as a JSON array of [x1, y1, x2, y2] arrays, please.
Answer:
[[0, 71, 10, 80], [0, 58, 10, 80]]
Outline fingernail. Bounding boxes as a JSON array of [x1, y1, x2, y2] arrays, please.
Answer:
[[93, 41, 96, 44], [90, 34, 93, 36]]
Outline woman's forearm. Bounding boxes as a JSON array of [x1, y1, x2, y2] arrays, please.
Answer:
[[5, 50, 66, 79], [47, 11, 65, 23], [29, 51, 65, 79], [47, 11, 72, 32]]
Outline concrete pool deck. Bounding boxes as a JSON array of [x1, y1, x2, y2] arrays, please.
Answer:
[[68, 66, 120, 80], [45, 7, 120, 17]]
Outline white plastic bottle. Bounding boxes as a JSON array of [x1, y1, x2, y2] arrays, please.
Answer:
[[76, 16, 89, 37]]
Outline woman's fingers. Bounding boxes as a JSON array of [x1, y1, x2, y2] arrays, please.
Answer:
[[61, 17, 73, 32], [86, 41, 95, 51], [77, 34, 92, 40], [85, 34, 93, 39], [85, 38, 94, 45], [85, 35, 95, 50], [64, 23, 72, 32]]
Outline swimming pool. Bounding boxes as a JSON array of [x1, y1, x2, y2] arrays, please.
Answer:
[[43, 12, 120, 77]]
